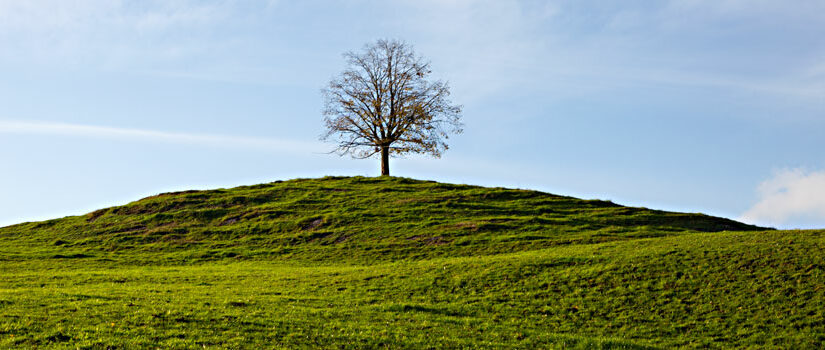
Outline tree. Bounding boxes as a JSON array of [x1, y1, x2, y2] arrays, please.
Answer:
[[322, 39, 463, 176]]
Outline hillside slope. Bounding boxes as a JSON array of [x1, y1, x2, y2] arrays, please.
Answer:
[[1, 177, 822, 349], [1, 176, 763, 264]]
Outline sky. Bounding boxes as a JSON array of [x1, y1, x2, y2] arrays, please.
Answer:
[[1, 0, 824, 229]]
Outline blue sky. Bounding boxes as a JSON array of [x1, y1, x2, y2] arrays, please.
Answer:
[[1, 0, 824, 229]]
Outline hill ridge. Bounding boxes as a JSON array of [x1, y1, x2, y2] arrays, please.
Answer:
[[1, 176, 822, 349], [0, 176, 765, 264]]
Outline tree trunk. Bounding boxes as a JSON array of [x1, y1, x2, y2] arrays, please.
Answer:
[[380, 145, 390, 176]]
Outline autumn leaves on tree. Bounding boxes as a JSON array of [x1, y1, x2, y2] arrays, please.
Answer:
[[322, 39, 463, 176]]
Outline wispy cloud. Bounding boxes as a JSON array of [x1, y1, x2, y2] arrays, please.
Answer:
[[0, 120, 324, 154], [0, 0, 234, 68], [3, 1, 822, 100], [740, 168, 825, 229], [390, 0, 825, 103]]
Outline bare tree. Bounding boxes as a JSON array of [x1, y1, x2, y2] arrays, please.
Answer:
[[322, 39, 463, 176]]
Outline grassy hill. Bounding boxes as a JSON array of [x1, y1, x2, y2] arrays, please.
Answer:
[[0, 176, 822, 348]]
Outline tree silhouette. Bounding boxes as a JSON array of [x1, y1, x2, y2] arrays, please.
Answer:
[[322, 39, 463, 176]]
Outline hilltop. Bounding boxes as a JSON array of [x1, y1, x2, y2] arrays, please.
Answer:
[[1, 176, 762, 264], [0, 177, 822, 349]]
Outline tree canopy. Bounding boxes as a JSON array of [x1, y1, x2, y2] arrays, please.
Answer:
[[322, 39, 463, 176]]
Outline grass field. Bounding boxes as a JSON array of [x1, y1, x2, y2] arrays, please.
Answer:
[[0, 176, 822, 348]]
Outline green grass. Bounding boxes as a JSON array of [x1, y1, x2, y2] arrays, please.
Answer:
[[0, 176, 822, 348]]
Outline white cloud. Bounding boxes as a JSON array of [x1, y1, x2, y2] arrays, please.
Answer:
[[740, 168, 825, 229], [0, 120, 325, 154]]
